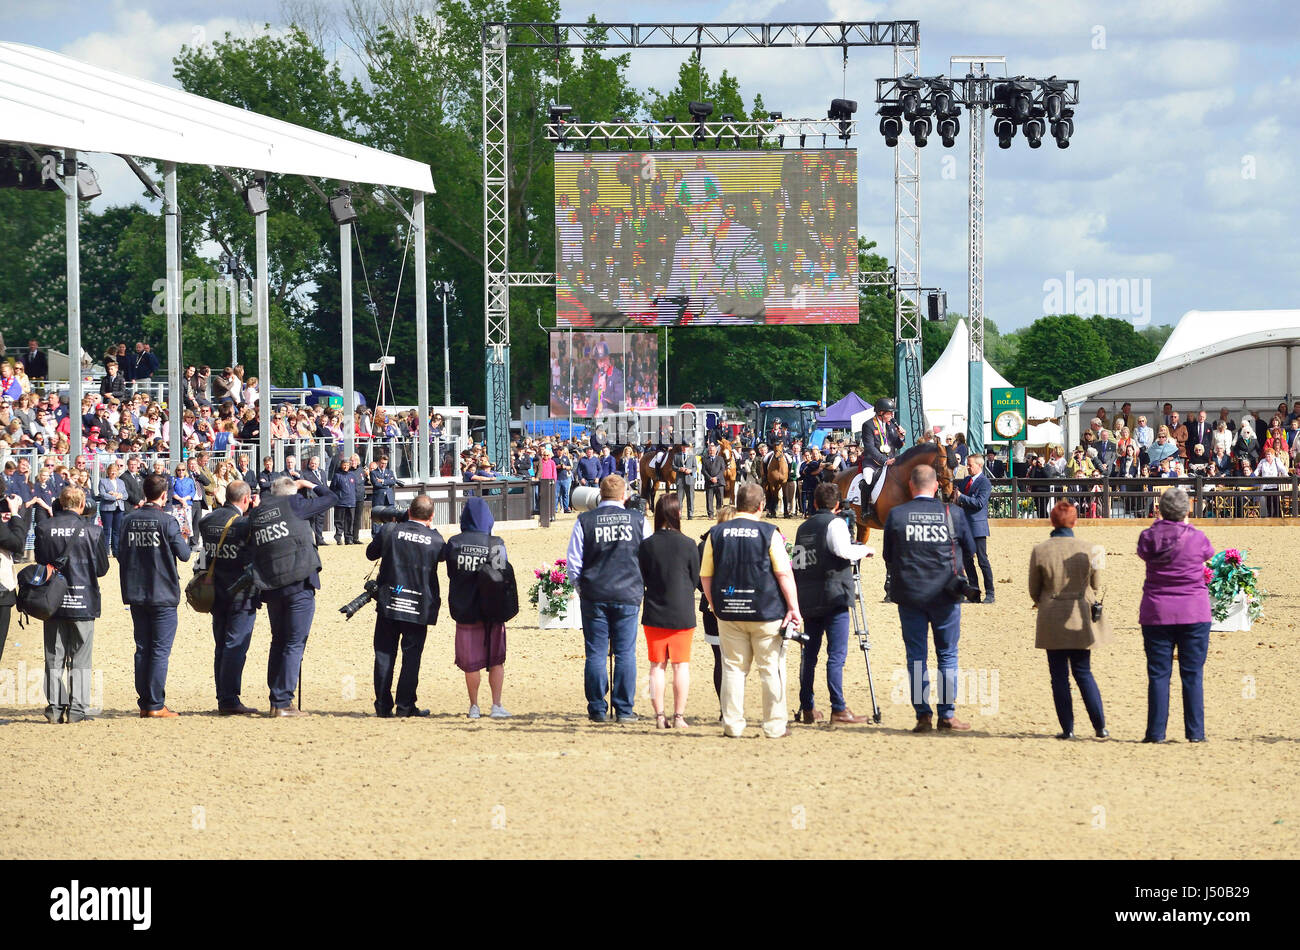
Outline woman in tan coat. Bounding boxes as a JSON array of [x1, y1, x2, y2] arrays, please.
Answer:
[[1028, 500, 1111, 740]]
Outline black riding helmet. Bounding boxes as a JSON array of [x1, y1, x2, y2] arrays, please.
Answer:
[[873, 397, 896, 414]]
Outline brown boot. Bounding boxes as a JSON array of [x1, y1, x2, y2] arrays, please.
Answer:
[[912, 714, 934, 733], [830, 708, 868, 724], [795, 707, 824, 725], [937, 715, 971, 731], [140, 707, 179, 719]]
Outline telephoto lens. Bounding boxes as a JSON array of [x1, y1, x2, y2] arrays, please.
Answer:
[[369, 504, 410, 524], [340, 579, 380, 620], [780, 622, 810, 643], [570, 486, 601, 511]]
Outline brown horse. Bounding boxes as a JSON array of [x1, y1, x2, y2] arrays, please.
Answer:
[[638, 447, 679, 507], [834, 443, 954, 542], [761, 449, 796, 518], [718, 438, 739, 505]]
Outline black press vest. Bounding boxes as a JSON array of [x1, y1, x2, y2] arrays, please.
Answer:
[[374, 521, 444, 626], [199, 505, 255, 601], [248, 497, 320, 591], [443, 530, 508, 623], [577, 507, 644, 605], [708, 519, 786, 622], [792, 510, 853, 618]]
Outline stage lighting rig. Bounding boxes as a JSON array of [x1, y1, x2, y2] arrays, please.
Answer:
[[929, 77, 962, 147], [547, 104, 573, 145], [878, 104, 903, 148], [828, 98, 858, 142], [689, 100, 713, 147], [1052, 107, 1075, 148]]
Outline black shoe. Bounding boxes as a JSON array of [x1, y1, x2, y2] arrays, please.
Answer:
[[375, 708, 395, 719], [1095, 727, 1109, 739], [66, 712, 95, 723], [397, 707, 430, 718], [1141, 736, 1164, 743], [588, 712, 608, 723], [615, 711, 640, 723], [1188, 736, 1207, 743], [44, 706, 65, 725], [983, 593, 996, 604], [1056, 730, 1074, 739]]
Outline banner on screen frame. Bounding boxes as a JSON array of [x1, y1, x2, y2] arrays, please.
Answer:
[[549, 331, 659, 418], [554, 150, 858, 327]]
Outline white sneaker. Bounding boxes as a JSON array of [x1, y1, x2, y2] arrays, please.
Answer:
[[490, 704, 511, 719], [467, 704, 480, 719]]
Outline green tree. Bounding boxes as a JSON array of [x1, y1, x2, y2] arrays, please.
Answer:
[[1007, 314, 1113, 401], [1089, 314, 1157, 373]]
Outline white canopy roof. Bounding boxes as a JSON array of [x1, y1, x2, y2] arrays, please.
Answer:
[[1158, 309, 1300, 360], [922, 318, 1062, 445], [0, 41, 434, 192]]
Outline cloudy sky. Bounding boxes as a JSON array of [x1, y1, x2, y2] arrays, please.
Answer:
[[5, 0, 1298, 332]]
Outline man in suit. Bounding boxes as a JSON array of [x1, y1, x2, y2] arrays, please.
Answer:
[[120, 455, 145, 508], [20, 340, 48, 380], [281, 454, 302, 482], [700, 441, 726, 517], [673, 441, 696, 519], [348, 453, 367, 544], [301, 456, 328, 543], [953, 454, 994, 603], [1168, 410, 1189, 459], [1187, 410, 1213, 456], [369, 456, 398, 508]]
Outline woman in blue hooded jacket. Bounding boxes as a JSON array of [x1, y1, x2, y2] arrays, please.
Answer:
[[440, 496, 511, 720]]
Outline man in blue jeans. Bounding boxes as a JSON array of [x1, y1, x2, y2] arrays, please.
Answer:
[[566, 473, 651, 722], [792, 482, 874, 724], [882, 465, 975, 732]]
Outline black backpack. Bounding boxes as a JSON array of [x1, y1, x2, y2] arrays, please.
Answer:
[[16, 560, 69, 622], [475, 558, 519, 624]]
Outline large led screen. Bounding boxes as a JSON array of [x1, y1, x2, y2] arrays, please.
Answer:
[[555, 150, 858, 327], [549, 331, 659, 418]]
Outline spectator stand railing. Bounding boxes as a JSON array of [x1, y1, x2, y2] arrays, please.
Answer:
[[986, 475, 1300, 521]]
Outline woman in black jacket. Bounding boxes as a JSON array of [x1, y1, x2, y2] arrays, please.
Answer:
[[638, 493, 701, 729], [0, 496, 31, 662]]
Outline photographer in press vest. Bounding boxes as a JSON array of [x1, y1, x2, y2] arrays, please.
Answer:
[[34, 486, 109, 724], [441, 496, 512, 720], [566, 473, 651, 723], [791, 482, 874, 725], [248, 475, 337, 717], [198, 480, 259, 715], [365, 494, 444, 718], [118, 473, 193, 718], [700, 482, 802, 739]]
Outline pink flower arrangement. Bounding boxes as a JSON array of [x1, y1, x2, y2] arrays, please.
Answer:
[[554, 557, 567, 566], [1224, 548, 1242, 566], [529, 557, 575, 616], [549, 569, 565, 584], [1203, 566, 1214, 584]]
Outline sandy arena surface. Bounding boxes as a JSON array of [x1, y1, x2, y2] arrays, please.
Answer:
[[1, 512, 1296, 860]]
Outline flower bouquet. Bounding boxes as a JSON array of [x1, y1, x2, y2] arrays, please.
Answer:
[[529, 558, 580, 629], [1205, 548, 1264, 631]]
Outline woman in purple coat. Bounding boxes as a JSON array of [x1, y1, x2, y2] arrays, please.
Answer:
[[1136, 487, 1215, 743]]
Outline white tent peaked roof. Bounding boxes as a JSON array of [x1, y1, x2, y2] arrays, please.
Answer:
[[1158, 309, 1300, 360], [0, 41, 434, 192], [922, 318, 1055, 419]]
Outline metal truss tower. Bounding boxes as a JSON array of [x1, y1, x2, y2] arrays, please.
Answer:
[[891, 40, 925, 446]]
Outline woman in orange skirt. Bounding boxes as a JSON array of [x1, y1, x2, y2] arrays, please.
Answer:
[[637, 494, 701, 729]]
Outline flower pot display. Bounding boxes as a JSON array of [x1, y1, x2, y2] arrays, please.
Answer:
[[530, 558, 581, 629], [1206, 548, 1264, 632]]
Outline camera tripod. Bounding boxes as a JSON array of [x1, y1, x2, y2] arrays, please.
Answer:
[[850, 563, 882, 724]]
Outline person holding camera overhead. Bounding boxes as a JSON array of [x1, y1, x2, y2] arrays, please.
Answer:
[[199, 480, 259, 715], [1028, 500, 1111, 739], [365, 494, 444, 718], [882, 464, 976, 733], [0, 494, 32, 663], [442, 496, 513, 720], [700, 483, 802, 739], [247, 475, 337, 717], [118, 473, 193, 718], [34, 486, 110, 724]]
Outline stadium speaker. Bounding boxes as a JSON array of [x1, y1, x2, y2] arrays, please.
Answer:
[[927, 291, 947, 322], [571, 486, 602, 512], [328, 189, 358, 225]]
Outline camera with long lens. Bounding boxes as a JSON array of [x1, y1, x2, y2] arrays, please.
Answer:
[[369, 504, 410, 525], [780, 621, 809, 644], [944, 573, 982, 603], [340, 579, 380, 621]]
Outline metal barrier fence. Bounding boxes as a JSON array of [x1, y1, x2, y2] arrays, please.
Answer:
[[987, 475, 1300, 520]]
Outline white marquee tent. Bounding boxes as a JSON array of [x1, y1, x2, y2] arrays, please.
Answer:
[[1056, 309, 1300, 449], [923, 318, 1062, 447]]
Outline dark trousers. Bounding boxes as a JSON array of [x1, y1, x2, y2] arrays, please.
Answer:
[[352, 501, 364, 541], [701, 608, 722, 699], [963, 535, 994, 594], [265, 587, 316, 708], [310, 512, 326, 544], [334, 505, 353, 541], [100, 509, 122, 556], [704, 481, 723, 517], [579, 599, 639, 718], [798, 609, 851, 712], [1142, 622, 1210, 741], [802, 482, 816, 516], [212, 596, 257, 708], [1046, 648, 1105, 734], [131, 604, 178, 712], [0, 603, 10, 663], [373, 619, 428, 715], [898, 600, 961, 720], [677, 480, 694, 518]]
